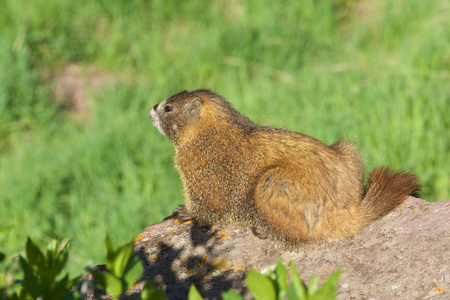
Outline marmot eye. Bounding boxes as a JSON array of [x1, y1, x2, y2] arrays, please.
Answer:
[[164, 105, 173, 113]]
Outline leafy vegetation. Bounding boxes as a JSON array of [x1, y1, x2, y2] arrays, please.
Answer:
[[0, 238, 80, 299], [1, 238, 339, 299], [244, 261, 341, 300], [0, 0, 448, 274], [87, 234, 145, 299]]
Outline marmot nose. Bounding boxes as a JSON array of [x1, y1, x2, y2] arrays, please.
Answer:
[[149, 103, 159, 118]]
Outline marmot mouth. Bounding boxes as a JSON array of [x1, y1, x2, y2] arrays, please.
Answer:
[[149, 108, 167, 138]]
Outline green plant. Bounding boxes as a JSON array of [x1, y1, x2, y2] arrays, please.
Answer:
[[188, 285, 203, 300], [0, 250, 8, 298], [88, 234, 146, 300], [3, 238, 81, 300], [1, 235, 341, 300], [87, 234, 166, 299], [189, 260, 340, 300], [245, 260, 341, 300], [1, 235, 167, 300], [140, 280, 167, 300]]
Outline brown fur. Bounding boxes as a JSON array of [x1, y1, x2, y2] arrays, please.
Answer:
[[149, 89, 421, 243]]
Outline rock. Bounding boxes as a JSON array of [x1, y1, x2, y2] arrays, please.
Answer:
[[83, 197, 450, 299]]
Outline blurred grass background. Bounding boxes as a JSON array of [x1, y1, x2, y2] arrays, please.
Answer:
[[0, 0, 448, 274]]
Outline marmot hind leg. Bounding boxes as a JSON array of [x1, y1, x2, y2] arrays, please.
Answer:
[[253, 168, 316, 243]]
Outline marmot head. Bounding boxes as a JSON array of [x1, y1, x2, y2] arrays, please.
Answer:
[[149, 89, 217, 145], [149, 89, 255, 146]]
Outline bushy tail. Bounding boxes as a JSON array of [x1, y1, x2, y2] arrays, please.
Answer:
[[362, 167, 421, 224]]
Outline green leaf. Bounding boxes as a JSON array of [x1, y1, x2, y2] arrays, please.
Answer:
[[46, 239, 59, 263], [25, 238, 45, 272], [140, 280, 156, 299], [41, 240, 70, 293], [19, 288, 35, 300], [141, 280, 167, 300], [307, 275, 319, 296], [19, 256, 41, 299], [323, 270, 341, 287], [147, 289, 167, 300], [54, 242, 70, 275], [96, 235, 145, 298], [91, 271, 123, 299], [287, 263, 306, 300], [106, 240, 136, 278], [274, 260, 288, 297], [221, 290, 245, 300], [113, 242, 135, 277], [105, 234, 115, 260], [313, 270, 341, 300], [122, 251, 144, 287], [246, 268, 276, 300], [0, 252, 5, 263], [188, 285, 203, 300], [48, 273, 81, 300], [45, 239, 69, 275], [15, 238, 81, 300], [140, 280, 155, 299]]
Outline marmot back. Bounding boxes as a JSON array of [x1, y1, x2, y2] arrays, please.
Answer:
[[149, 89, 420, 243]]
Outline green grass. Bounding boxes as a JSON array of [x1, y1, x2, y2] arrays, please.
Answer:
[[0, 0, 448, 274]]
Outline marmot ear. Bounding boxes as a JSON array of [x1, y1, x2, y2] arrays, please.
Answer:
[[188, 98, 203, 116]]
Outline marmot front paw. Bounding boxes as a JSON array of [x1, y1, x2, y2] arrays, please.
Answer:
[[171, 205, 193, 222]]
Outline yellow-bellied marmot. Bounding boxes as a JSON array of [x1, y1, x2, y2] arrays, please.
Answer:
[[149, 89, 420, 243]]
